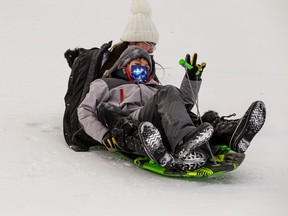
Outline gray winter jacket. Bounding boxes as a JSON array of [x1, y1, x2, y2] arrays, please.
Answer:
[[77, 76, 201, 143]]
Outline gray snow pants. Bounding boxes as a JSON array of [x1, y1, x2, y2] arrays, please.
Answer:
[[138, 85, 196, 152]]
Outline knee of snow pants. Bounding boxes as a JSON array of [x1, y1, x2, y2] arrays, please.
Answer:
[[139, 85, 195, 152]]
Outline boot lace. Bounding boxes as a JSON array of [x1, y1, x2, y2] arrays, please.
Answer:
[[220, 113, 236, 121]]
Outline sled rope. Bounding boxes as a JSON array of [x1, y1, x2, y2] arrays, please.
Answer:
[[182, 60, 217, 165]]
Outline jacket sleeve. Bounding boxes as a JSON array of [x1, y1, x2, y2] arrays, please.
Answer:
[[180, 76, 202, 110], [77, 79, 110, 143]]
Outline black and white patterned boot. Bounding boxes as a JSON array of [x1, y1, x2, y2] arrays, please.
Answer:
[[174, 150, 207, 171], [229, 101, 266, 153], [139, 122, 175, 168], [201, 101, 266, 153], [174, 122, 214, 159]]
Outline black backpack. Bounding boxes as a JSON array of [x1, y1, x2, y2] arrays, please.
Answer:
[[63, 41, 112, 151]]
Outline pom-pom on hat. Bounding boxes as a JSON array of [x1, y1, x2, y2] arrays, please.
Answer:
[[120, 0, 159, 44]]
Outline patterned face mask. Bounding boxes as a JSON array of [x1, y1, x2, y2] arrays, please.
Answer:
[[130, 65, 149, 83]]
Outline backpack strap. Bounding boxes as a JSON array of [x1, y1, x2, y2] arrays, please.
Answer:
[[80, 41, 112, 103]]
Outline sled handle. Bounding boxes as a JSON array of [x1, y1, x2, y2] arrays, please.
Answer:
[[179, 59, 200, 75]]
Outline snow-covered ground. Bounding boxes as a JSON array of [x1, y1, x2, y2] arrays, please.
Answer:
[[1, 0, 287, 215]]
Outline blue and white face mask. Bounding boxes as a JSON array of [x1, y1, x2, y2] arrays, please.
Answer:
[[130, 65, 149, 84]]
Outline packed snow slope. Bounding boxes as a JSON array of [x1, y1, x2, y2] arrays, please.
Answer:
[[0, 0, 287, 215]]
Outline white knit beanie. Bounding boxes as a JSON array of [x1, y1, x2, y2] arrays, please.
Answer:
[[120, 0, 159, 44]]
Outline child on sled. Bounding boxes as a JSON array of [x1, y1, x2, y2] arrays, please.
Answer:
[[78, 46, 266, 171]]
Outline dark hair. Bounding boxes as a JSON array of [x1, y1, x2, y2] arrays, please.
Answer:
[[99, 42, 129, 77]]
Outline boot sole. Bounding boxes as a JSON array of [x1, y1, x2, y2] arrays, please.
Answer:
[[230, 101, 266, 153], [175, 123, 214, 159], [139, 122, 174, 167], [175, 150, 207, 171]]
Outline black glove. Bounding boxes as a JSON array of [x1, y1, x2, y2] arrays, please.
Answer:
[[185, 53, 206, 80], [102, 132, 118, 152]]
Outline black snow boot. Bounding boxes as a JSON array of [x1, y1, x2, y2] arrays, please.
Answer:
[[174, 122, 214, 159], [112, 117, 145, 154], [113, 120, 175, 168], [201, 110, 239, 147], [97, 102, 175, 168], [138, 122, 175, 168], [229, 101, 266, 153], [202, 101, 266, 153], [97, 102, 128, 131]]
